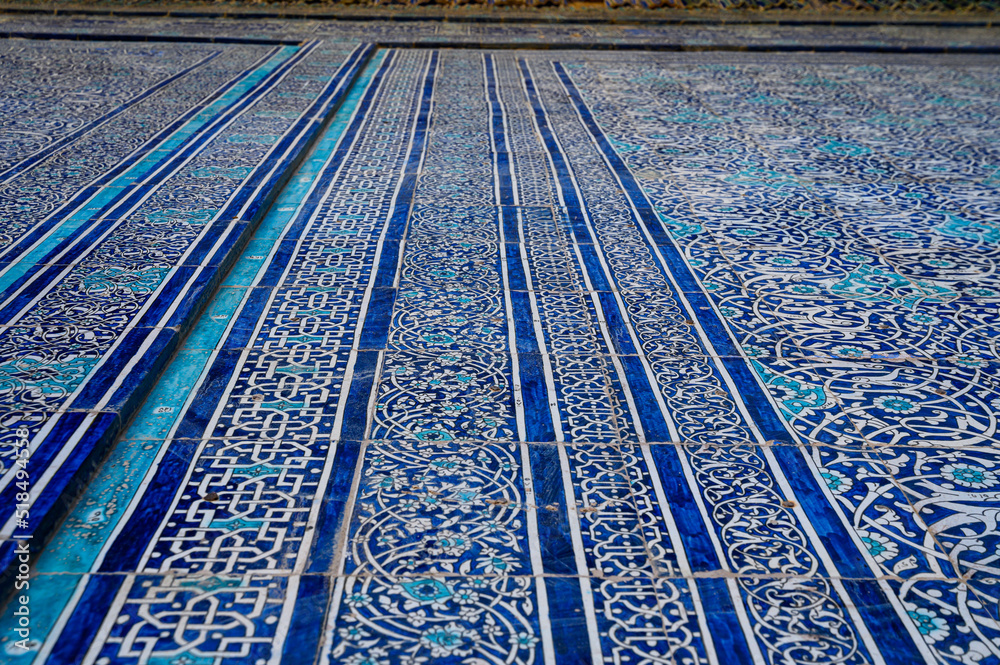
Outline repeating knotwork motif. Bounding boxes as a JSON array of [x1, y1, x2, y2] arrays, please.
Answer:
[[106, 574, 284, 662]]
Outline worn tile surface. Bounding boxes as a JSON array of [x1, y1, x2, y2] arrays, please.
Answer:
[[1, 18, 1000, 665]]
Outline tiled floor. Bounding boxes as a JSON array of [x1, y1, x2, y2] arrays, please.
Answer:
[[1, 17, 1000, 665]]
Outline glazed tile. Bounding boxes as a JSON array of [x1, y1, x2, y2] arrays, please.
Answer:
[[2, 23, 1000, 665]]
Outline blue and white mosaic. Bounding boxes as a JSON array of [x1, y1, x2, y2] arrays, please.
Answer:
[[0, 21, 999, 665], [0, 35, 368, 580]]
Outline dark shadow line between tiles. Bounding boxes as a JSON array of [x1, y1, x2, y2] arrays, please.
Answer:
[[0, 4, 997, 27], [3, 31, 998, 53], [374, 40, 1000, 53], [0, 29, 303, 44], [0, 43, 378, 600]]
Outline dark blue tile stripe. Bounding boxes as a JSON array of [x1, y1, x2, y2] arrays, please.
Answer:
[[305, 438, 363, 574], [45, 574, 127, 665], [279, 574, 333, 664], [484, 54, 554, 441], [0, 411, 118, 588], [695, 578, 756, 664], [552, 60, 922, 665], [4, 411, 121, 537]]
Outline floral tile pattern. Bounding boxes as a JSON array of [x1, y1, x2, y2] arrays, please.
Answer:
[[1, 18, 1000, 665]]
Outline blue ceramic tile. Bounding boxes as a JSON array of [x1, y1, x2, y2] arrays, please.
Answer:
[[0, 38, 367, 581], [4, 31, 1000, 665]]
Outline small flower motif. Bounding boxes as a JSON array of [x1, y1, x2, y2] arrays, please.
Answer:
[[743, 345, 768, 358], [812, 230, 838, 238], [422, 333, 455, 346], [941, 463, 998, 490], [832, 345, 869, 359], [338, 625, 371, 642], [905, 312, 941, 327], [843, 253, 875, 263], [952, 354, 987, 368], [734, 228, 760, 237], [858, 530, 899, 563], [343, 654, 384, 665], [907, 606, 950, 643], [790, 284, 817, 294], [430, 455, 477, 475], [967, 287, 998, 297], [345, 593, 372, 608], [418, 622, 478, 658], [477, 548, 518, 574], [399, 655, 429, 665], [453, 588, 481, 605], [429, 531, 472, 556], [375, 533, 399, 548], [401, 495, 427, 511], [890, 230, 918, 239], [458, 605, 483, 621], [510, 632, 540, 649], [820, 468, 853, 495], [767, 256, 798, 267], [874, 395, 920, 415], [370, 469, 405, 491], [719, 306, 740, 318], [482, 521, 504, 535]]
